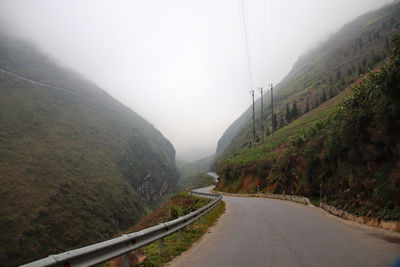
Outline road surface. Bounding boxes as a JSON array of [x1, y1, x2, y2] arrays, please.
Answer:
[[169, 186, 400, 267]]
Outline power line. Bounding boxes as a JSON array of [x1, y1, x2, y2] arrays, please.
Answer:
[[237, 0, 254, 91], [272, 0, 285, 82], [261, 0, 266, 82]]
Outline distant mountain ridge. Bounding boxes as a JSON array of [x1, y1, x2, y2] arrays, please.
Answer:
[[0, 31, 179, 265]]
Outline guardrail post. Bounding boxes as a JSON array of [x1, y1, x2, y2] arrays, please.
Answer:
[[122, 253, 129, 267], [178, 229, 183, 241], [190, 222, 193, 232], [158, 238, 164, 253]]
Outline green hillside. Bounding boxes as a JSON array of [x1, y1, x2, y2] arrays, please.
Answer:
[[0, 31, 179, 266], [214, 3, 400, 219], [214, 2, 400, 168], [177, 154, 215, 190], [217, 36, 400, 220]]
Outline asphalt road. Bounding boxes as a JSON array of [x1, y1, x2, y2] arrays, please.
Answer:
[[169, 186, 400, 267]]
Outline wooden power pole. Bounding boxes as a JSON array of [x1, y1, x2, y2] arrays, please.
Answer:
[[259, 87, 264, 143], [270, 83, 274, 136], [251, 90, 255, 146]]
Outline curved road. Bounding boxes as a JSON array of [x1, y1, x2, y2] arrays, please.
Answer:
[[169, 186, 400, 267]]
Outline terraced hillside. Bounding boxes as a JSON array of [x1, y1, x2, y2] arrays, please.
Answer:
[[0, 31, 179, 266]]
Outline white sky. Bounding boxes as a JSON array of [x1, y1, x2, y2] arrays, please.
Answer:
[[0, 0, 391, 161]]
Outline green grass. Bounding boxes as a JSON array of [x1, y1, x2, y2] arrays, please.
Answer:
[[137, 201, 225, 266], [223, 85, 353, 165]]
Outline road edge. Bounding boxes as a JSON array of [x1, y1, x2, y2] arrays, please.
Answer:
[[211, 189, 400, 234]]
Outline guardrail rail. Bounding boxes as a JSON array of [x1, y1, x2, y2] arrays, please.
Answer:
[[21, 191, 222, 267]]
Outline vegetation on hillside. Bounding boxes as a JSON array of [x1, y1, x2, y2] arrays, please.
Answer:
[[213, 2, 400, 169], [127, 192, 212, 232], [0, 32, 179, 266], [127, 193, 225, 267], [182, 173, 216, 190], [109, 192, 223, 266], [217, 36, 400, 220], [177, 155, 215, 190]]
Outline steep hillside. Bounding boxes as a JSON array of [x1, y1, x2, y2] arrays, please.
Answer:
[[217, 36, 400, 220], [215, 109, 252, 157], [177, 154, 215, 190], [0, 31, 179, 266], [214, 2, 400, 167], [214, 2, 400, 220]]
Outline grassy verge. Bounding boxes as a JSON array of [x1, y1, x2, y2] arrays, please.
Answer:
[[137, 201, 225, 266]]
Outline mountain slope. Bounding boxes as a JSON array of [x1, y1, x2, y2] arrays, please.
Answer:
[[214, 2, 400, 168], [177, 154, 215, 190], [0, 31, 179, 266], [214, 3, 400, 218], [217, 36, 400, 220]]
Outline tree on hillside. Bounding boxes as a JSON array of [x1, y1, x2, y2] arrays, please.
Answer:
[[362, 58, 367, 68], [279, 113, 285, 128], [305, 100, 310, 113], [372, 53, 382, 65], [291, 101, 299, 119], [358, 65, 365, 75], [357, 38, 363, 49], [321, 91, 327, 103], [285, 103, 292, 123], [314, 99, 320, 109], [390, 17, 395, 27], [272, 113, 278, 132], [336, 70, 341, 81], [348, 69, 353, 76]]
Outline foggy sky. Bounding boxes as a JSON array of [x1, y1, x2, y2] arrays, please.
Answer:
[[0, 0, 392, 161]]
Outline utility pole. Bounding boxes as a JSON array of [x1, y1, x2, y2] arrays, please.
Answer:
[[259, 87, 264, 143], [250, 90, 256, 146], [270, 83, 274, 136]]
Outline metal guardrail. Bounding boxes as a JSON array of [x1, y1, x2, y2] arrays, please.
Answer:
[[211, 189, 311, 205], [21, 191, 222, 267]]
